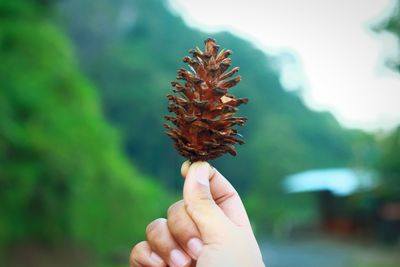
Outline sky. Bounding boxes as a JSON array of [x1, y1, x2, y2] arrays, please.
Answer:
[[168, 0, 400, 131]]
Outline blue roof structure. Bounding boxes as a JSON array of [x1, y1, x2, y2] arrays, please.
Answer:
[[283, 168, 378, 196]]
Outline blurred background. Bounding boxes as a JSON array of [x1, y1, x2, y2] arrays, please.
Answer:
[[0, 0, 399, 266]]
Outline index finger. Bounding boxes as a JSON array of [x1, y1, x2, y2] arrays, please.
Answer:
[[181, 161, 252, 229]]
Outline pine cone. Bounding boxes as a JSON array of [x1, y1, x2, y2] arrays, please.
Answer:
[[164, 38, 248, 162]]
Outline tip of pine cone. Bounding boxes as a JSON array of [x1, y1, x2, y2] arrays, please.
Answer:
[[204, 37, 216, 44]]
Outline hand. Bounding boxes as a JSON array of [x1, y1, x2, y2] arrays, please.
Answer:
[[130, 161, 265, 267]]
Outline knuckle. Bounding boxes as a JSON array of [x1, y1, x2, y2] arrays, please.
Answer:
[[131, 241, 146, 255], [168, 215, 189, 232], [185, 197, 213, 213], [184, 200, 216, 221], [146, 218, 166, 237], [184, 201, 196, 218], [133, 241, 147, 251], [130, 241, 146, 265], [167, 200, 184, 218], [214, 189, 238, 205]]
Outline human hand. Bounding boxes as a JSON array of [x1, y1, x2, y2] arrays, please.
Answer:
[[130, 161, 265, 267]]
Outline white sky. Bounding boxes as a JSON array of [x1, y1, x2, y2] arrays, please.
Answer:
[[168, 0, 400, 131]]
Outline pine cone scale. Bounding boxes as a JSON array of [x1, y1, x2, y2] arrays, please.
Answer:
[[165, 38, 248, 161]]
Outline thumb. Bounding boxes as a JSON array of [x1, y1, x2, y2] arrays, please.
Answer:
[[183, 161, 232, 242]]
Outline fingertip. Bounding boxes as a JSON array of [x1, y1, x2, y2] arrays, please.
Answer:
[[187, 161, 210, 171], [181, 160, 191, 178], [183, 161, 213, 201], [187, 237, 204, 259], [130, 241, 166, 267], [150, 252, 165, 266], [187, 161, 211, 186], [182, 161, 211, 178]]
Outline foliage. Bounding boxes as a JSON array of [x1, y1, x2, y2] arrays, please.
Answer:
[[0, 0, 168, 258], [374, 1, 400, 199], [376, 127, 400, 199]]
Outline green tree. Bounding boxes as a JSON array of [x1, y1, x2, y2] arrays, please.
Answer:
[[0, 0, 168, 257], [377, 127, 400, 198]]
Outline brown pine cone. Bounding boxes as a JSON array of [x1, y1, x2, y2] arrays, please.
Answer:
[[164, 38, 248, 161]]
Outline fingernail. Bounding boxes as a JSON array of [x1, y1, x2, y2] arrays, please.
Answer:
[[150, 252, 164, 265], [170, 249, 189, 267], [195, 163, 209, 186], [187, 237, 204, 259]]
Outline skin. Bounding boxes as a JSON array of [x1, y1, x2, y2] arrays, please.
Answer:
[[130, 161, 265, 267]]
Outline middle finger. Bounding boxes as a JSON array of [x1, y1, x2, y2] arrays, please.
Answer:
[[167, 200, 204, 260], [146, 218, 191, 267]]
